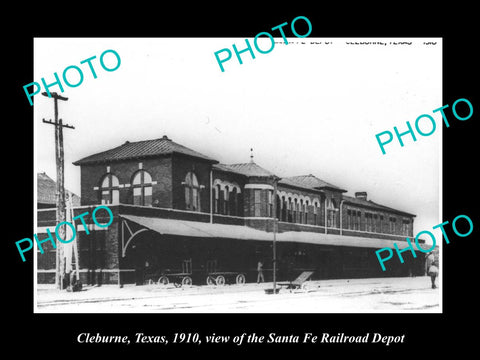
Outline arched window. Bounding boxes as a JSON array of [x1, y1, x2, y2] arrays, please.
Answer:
[[327, 198, 337, 228], [132, 170, 153, 206], [224, 186, 230, 215], [281, 196, 287, 221], [313, 201, 319, 225], [213, 180, 242, 216], [230, 187, 238, 216], [234, 186, 243, 216], [292, 199, 298, 223], [214, 184, 221, 214], [287, 198, 293, 223], [304, 200, 309, 224], [100, 173, 120, 205], [299, 199, 304, 224], [184, 172, 201, 211]]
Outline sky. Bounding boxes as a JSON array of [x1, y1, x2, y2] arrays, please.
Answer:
[[34, 37, 442, 241]]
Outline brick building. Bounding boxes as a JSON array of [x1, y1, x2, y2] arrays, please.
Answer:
[[37, 135, 424, 285], [37, 172, 80, 209]]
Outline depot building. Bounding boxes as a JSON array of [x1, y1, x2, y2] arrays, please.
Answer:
[[36, 135, 425, 285]]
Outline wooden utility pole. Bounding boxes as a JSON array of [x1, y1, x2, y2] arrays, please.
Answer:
[[42, 92, 74, 290]]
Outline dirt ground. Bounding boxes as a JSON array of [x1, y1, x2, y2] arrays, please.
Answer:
[[35, 275, 440, 313]]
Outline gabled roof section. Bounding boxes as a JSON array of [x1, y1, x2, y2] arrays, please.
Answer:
[[213, 163, 246, 176], [280, 174, 346, 192], [342, 194, 416, 217], [73, 135, 218, 165], [215, 162, 277, 178], [37, 172, 80, 206]]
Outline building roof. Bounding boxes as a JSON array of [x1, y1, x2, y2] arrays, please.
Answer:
[[37, 172, 81, 206], [212, 163, 245, 175], [214, 162, 277, 178], [280, 174, 346, 192], [342, 194, 415, 217], [73, 135, 217, 165]]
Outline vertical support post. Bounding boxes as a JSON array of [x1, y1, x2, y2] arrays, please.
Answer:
[[119, 219, 124, 288], [272, 178, 278, 294], [325, 196, 328, 234], [339, 200, 345, 235], [210, 169, 213, 224]]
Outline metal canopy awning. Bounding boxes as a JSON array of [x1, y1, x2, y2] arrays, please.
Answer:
[[121, 214, 272, 241], [119, 214, 411, 257]]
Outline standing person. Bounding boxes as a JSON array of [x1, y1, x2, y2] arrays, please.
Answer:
[[257, 260, 264, 284], [425, 252, 439, 289]]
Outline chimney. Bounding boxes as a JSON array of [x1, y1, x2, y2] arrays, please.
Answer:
[[355, 191, 367, 200]]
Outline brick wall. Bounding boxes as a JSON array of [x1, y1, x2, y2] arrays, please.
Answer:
[[212, 169, 246, 216], [276, 184, 326, 226], [78, 157, 172, 207], [36, 206, 121, 285], [171, 154, 213, 212], [277, 221, 326, 234], [342, 203, 415, 238]]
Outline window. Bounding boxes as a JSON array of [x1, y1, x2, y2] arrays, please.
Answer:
[[326, 198, 337, 228], [347, 209, 358, 230], [281, 196, 287, 221], [223, 186, 230, 215], [213, 181, 242, 216], [353, 211, 361, 230], [402, 219, 410, 235], [184, 172, 201, 211], [287, 198, 293, 222], [313, 201, 319, 225], [293, 199, 298, 223], [373, 214, 378, 233], [132, 170, 153, 206], [267, 191, 273, 217], [365, 213, 376, 232], [276, 195, 282, 220], [99, 173, 120, 205], [389, 217, 397, 234], [230, 187, 238, 216], [254, 189, 261, 217], [299, 200, 303, 224], [214, 184, 221, 214], [304, 200, 309, 224]]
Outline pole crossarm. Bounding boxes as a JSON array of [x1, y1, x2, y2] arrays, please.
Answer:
[[42, 119, 75, 129], [41, 91, 69, 101]]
